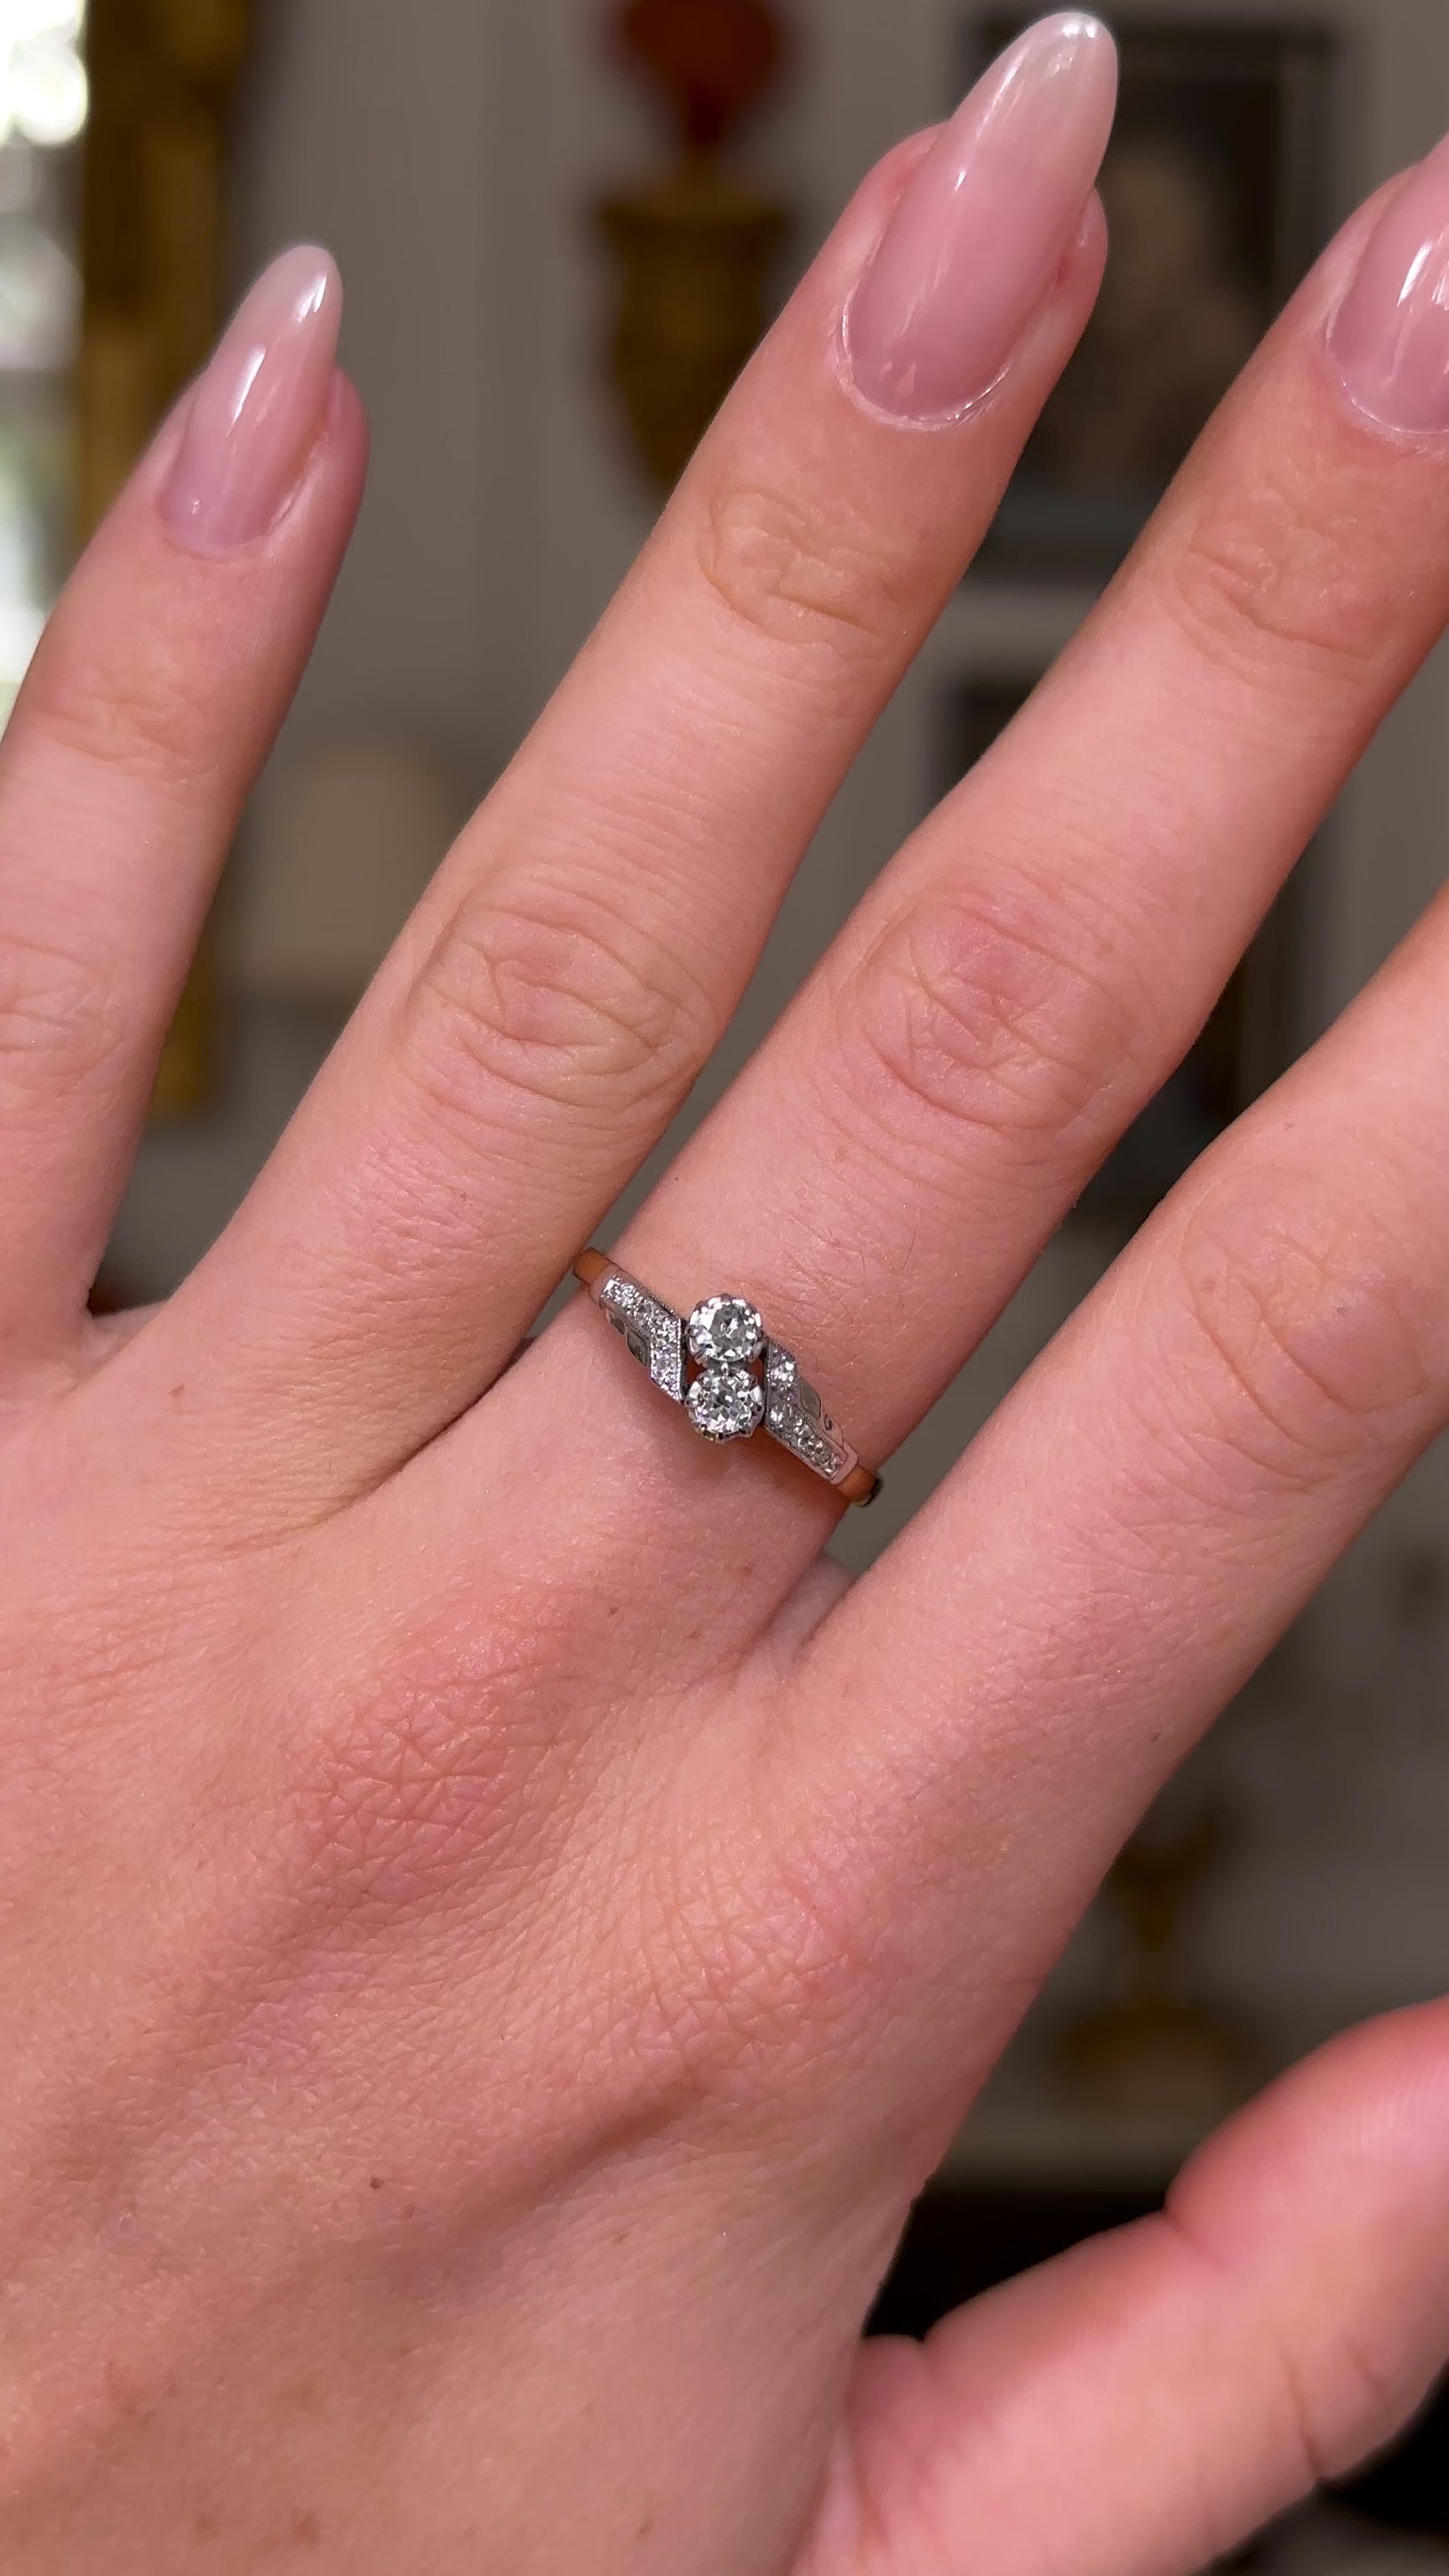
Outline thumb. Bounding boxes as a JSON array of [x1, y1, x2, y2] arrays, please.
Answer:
[[801, 2003, 1449, 2576]]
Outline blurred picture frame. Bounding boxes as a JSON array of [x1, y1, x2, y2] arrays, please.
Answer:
[[81, 0, 259, 1114], [941, 680, 1307, 1227], [970, 16, 1340, 582]]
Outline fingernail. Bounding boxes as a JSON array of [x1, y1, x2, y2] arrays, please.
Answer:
[[844, 13, 1117, 424], [1329, 139, 1449, 436], [162, 246, 342, 553]]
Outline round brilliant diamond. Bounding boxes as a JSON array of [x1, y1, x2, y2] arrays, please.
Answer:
[[688, 1295, 765, 1367], [687, 1364, 766, 1442]]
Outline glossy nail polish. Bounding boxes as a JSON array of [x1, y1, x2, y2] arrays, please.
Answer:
[[845, 13, 1117, 425], [1329, 138, 1449, 436], [162, 246, 343, 553]]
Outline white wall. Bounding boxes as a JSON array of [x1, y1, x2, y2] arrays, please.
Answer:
[[233, 0, 501, 777]]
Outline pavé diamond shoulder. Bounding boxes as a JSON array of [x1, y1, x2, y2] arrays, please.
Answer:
[[573, 1250, 881, 1509]]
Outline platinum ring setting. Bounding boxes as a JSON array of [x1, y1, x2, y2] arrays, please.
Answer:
[[573, 1250, 881, 1509]]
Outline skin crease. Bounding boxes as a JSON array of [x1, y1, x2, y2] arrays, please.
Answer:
[[5, 24, 1449, 2572]]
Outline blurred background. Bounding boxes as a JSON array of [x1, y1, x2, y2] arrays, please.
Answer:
[[13, 0, 1449, 2560]]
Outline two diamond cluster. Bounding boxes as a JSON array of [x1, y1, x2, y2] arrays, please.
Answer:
[[683, 1296, 774, 1442]]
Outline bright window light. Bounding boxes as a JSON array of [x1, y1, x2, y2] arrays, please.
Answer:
[[0, 0, 86, 150]]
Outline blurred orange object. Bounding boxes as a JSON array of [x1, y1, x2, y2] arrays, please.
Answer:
[[600, 0, 793, 490]]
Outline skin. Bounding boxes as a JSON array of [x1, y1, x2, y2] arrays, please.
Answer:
[[0, 119, 1448, 2576]]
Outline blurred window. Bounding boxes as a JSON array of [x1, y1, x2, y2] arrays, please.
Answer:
[[0, 0, 85, 724]]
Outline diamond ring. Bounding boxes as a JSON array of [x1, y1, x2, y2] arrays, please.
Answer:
[[573, 1250, 881, 1509]]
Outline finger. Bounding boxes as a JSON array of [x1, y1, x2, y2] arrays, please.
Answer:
[[518, 143, 1449, 1648], [118, 17, 1118, 1516], [788, 819, 1449, 2067], [801, 2008, 1449, 2576], [0, 246, 365, 1370]]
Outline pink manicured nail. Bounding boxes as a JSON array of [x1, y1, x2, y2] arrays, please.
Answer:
[[844, 13, 1117, 424], [1329, 139, 1449, 436], [162, 246, 342, 553]]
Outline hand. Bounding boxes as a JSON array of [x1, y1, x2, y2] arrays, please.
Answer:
[[3, 17, 1449, 2569]]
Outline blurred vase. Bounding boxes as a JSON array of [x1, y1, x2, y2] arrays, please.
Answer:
[[231, 739, 469, 1006], [1056, 1802, 1261, 2127], [599, 0, 792, 492]]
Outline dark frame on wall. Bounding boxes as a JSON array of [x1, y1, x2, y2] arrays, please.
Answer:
[[967, 16, 1341, 581], [81, 0, 257, 1114]]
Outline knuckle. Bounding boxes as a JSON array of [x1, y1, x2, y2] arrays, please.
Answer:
[[1164, 461, 1398, 683], [1290, 2317, 1431, 2485], [0, 919, 122, 1106], [1167, 2199, 1427, 2511], [839, 887, 1143, 1172], [1171, 1170, 1434, 1481], [695, 472, 907, 674], [284, 1603, 582, 1929], [630, 1732, 907, 2107], [401, 878, 712, 1133], [17, 615, 222, 802], [636, 1835, 861, 2105]]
